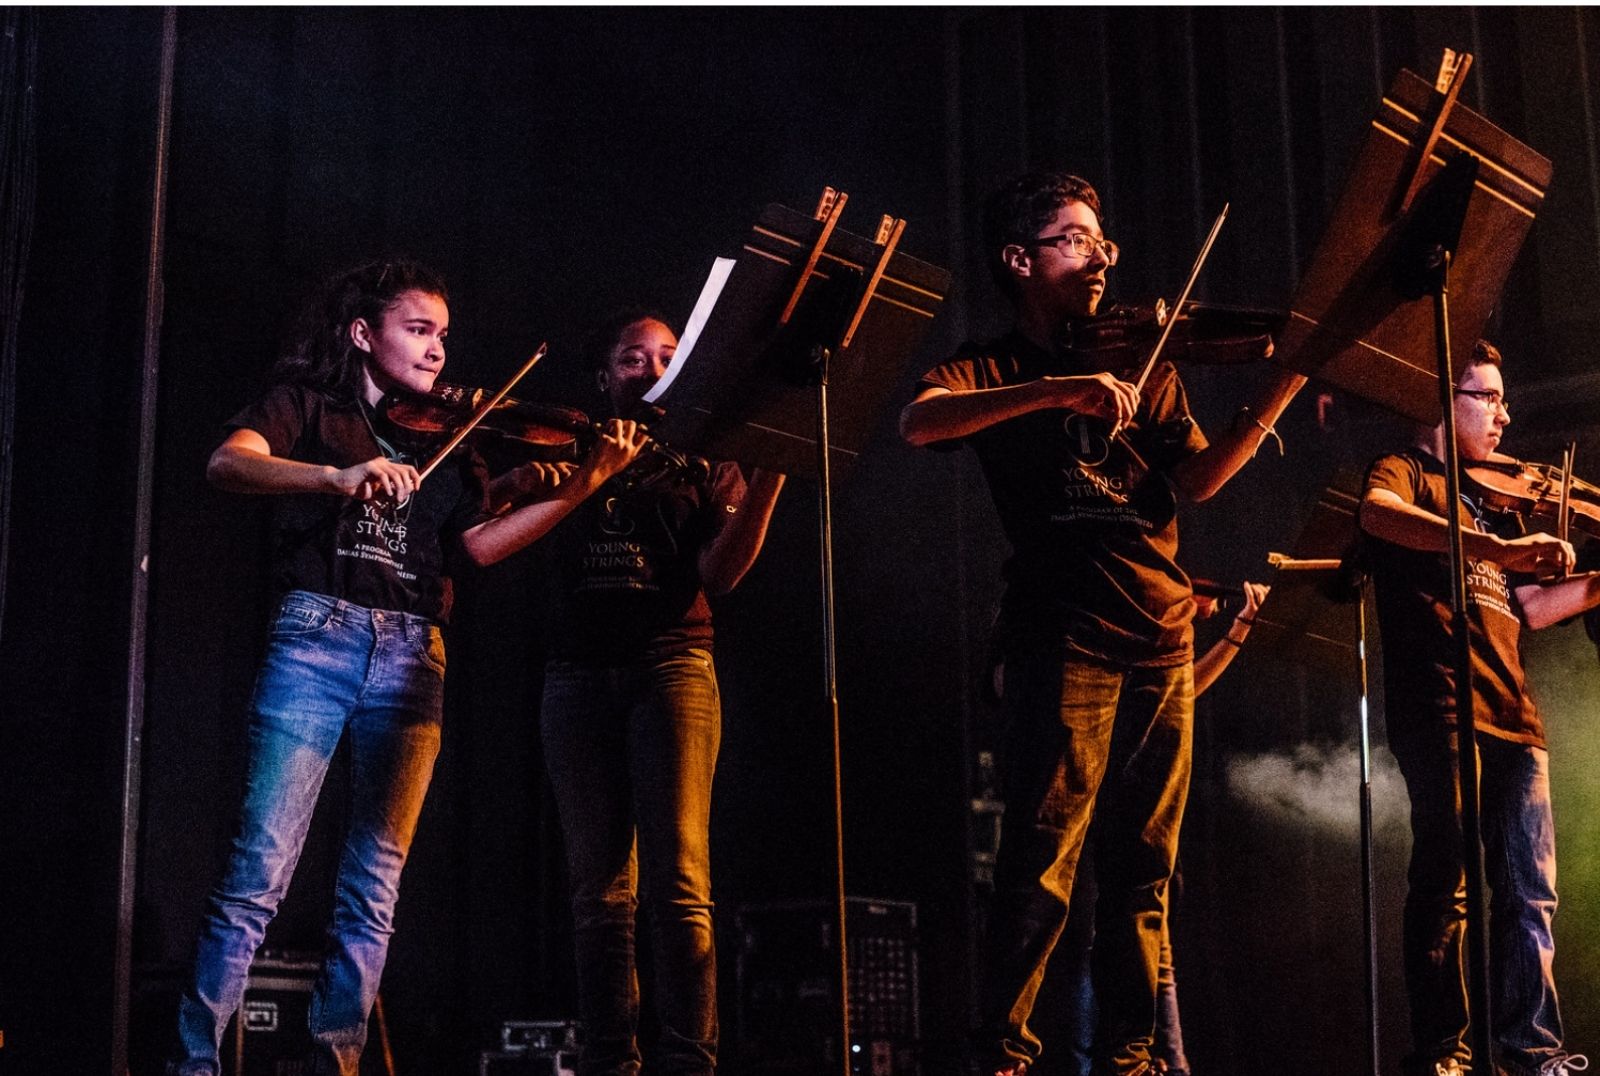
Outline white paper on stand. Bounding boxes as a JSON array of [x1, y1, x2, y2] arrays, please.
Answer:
[[643, 256, 736, 405]]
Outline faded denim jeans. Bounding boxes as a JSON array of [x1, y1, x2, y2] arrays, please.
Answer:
[[1390, 729, 1564, 1076], [542, 648, 721, 1076], [978, 649, 1192, 1076], [1059, 859, 1190, 1076], [172, 591, 445, 1076]]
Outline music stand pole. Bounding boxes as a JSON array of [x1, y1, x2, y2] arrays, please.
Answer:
[[1263, 551, 1380, 1073], [814, 343, 852, 1076], [1430, 249, 1495, 1072], [652, 198, 949, 1073], [1357, 592, 1380, 1076]]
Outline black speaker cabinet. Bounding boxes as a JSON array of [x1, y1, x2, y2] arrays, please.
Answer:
[[732, 897, 920, 1076]]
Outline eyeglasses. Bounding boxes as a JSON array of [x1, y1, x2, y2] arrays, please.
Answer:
[[1030, 232, 1120, 265], [1455, 387, 1509, 411]]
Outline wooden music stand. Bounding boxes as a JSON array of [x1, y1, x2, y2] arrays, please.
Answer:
[[650, 194, 949, 476], [1275, 61, 1550, 425], [1274, 53, 1553, 1072], [648, 190, 950, 1076]]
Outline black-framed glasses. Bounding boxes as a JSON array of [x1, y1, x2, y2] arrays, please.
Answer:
[[1030, 232, 1120, 265], [1455, 387, 1509, 411]]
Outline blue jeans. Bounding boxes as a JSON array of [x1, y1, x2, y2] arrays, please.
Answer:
[[978, 650, 1192, 1075], [172, 591, 445, 1076], [1059, 861, 1189, 1076], [1390, 730, 1564, 1076], [541, 649, 722, 1076]]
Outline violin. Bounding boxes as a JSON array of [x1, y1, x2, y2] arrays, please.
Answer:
[[383, 382, 594, 459], [381, 381, 711, 492], [1464, 450, 1600, 543], [1055, 299, 1285, 370], [1052, 206, 1285, 467]]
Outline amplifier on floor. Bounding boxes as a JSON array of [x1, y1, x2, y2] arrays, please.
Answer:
[[733, 897, 921, 1076]]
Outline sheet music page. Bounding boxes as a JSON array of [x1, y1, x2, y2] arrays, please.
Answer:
[[643, 256, 736, 405]]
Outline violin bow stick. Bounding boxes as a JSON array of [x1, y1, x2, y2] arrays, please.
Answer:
[[415, 343, 548, 483], [1266, 552, 1344, 572], [1559, 440, 1576, 575], [1128, 203, 1230, 399], [1107, 204, 1228, 445]]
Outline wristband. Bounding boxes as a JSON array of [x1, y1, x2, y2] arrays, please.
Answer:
[[1234, 406, 1285, 457]]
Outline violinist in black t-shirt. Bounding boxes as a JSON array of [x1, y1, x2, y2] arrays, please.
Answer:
[[901, 172, 1305, 1076], [170, 260, 644, 1076], [1360, 340, 1600, 1076]]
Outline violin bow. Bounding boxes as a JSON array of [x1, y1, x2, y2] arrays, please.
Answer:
[[415, 343, 548, 484], [1128, 203, 1230, 399], [1110, 204, 1229, 444], [1559, 440, 1576, 574]]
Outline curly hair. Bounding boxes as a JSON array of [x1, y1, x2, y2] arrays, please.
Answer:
[[273, 259, 449, 405], [981, 173, 1104, 300]]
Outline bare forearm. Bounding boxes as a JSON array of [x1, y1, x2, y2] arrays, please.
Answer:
[[1192, 645, 1236, 699], [1194, 616, 1253, 696], [206, 443, 340, 495], [1518, 571, 1600, 630], [1359, 494, 1506, 560], [466, 420, 650, 566], [460, 464, 610, 567], [900, 369, 1142, 447], [1171, 368, 1306, 502], [899, 383, 1060, 446], [699, 468, 786, 595]]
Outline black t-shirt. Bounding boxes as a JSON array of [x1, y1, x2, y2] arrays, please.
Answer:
[[1362, 449, 1542, 747], [918, 332, 1208, 667], [548, 461, 747, 662], [225, 383, 490, 624]]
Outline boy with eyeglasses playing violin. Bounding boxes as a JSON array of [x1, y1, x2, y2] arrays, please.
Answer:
[[169, 260, 644, 1076], [900, 172, 1305, 1076], [1360, 340, 1600, 1076]]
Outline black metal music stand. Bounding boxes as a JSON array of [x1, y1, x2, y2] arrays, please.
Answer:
[[1273, 53, 1552, 1072], [650, 191, 950, 1076]]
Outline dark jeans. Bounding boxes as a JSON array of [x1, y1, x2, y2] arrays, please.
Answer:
[[1058, 859, 1189, 1076], [542, 648, 721, 1076], [978, 649, 1193, 1075], [1390, 729, 1563, 1076], [172, 592, 445, 1076]]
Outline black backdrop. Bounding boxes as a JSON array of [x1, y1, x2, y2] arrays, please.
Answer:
[[9, 9, 1600, 1076]]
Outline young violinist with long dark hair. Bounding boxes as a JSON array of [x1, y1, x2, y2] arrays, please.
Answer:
[[900, 172, 1304, 1076], [533, 308, 784, 1076], [169, 259, 645, 1076], [1360, 341, 1599, 1076]]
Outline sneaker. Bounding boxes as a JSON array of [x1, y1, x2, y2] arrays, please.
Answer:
[[1539, 1054, 1590, 1075]]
